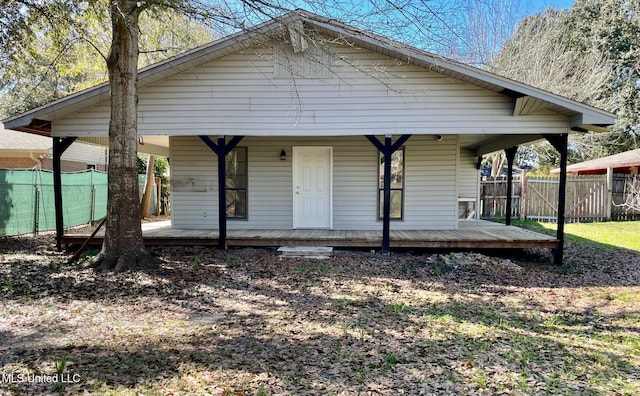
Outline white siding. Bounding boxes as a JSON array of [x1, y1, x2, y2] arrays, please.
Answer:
[[458, 148, 480, 199], [403, 135, 458, 229], [170, 135, 458, 230], [457, 148, 480, 220], [60, 142, 108, 166], [53, 41, 570, 138], [48, 36, 571, 230], [169, 136, 219, 229]]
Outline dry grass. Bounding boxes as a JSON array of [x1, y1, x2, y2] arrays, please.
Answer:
[[1, 232, 639, 395]]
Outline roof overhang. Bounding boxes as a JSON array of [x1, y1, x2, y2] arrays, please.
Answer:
[[551, 148, 640, 173], [469, 134, 547, 156], [76, 136, 170, 156]]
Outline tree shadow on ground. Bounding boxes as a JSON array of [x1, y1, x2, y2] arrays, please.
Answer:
[[3, 289, 636, 395], [1, 239, 639, 394]]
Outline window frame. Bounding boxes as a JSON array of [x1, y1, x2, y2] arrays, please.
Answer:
[[225, 146, 248, 220], [377, 147, 405, 220]]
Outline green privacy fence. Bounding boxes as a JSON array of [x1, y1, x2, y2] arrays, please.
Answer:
[[0, 169, 108, 236], [0, 169, 157, 237]]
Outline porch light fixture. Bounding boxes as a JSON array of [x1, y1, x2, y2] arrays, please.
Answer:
[[280, 149, 287, 161]]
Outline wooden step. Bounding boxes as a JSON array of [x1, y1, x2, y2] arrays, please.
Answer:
[[277, 246, 333, 259]]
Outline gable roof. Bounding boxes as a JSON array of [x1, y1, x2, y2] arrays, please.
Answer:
[[2, 9, 616, 134], [551, 148, 640, 174]]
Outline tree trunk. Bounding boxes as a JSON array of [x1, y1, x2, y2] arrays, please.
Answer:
[[491, 153, 506, 178], [141, 154, 155, 218], [86, 0, 154, 272]]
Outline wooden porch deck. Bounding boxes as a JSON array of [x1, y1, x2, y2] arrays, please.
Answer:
[[62, 220, 558, 250]]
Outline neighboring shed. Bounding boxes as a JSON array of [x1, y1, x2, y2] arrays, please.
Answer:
[[2, 10, 616, 264], [551, 148, 640, 175], [0, 126, 108, 171]]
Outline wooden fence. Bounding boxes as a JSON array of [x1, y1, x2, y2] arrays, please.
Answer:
[[612, 174, 640, 221], [479, 178, 521, 220], [480, 174, 640, 223]]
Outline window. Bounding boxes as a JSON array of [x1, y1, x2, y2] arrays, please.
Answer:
[[226, 147, 247, 219], [378, 148, 404, 220]]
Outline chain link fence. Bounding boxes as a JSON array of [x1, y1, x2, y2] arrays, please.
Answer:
[[0, 169, 156, 236]]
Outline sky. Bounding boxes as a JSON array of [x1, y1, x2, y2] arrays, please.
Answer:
[[530, 0, 575, 12], [223, 0, 581, 56], [414, 0, 581, 63], [531, 0, 573, 10]]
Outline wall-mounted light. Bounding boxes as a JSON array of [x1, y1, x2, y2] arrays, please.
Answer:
[[280, 149, 287, 161]]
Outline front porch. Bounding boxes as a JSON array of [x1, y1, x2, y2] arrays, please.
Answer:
[[62, 220, 558, 250]]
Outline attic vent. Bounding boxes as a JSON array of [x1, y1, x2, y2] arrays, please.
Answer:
[[274, 42, 332, 79]]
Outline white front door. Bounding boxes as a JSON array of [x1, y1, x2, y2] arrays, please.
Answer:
[[293, 147, 332, 229]]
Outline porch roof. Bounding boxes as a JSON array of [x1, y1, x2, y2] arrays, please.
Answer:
[[3, 10, 615, 149]]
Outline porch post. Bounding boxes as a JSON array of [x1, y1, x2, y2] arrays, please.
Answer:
[[53, 136, 77, 250], [216, 136, 228, 250], [544, 134, 568, 266], [199, 135, 244, 250], [504, 146, 518, 226], [365, 134, 412, 253], [605, 167, 613, 220], [382, 136, 392, 252]]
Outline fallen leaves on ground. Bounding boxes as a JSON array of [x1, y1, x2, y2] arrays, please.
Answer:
[[1, 235, 639, 395]]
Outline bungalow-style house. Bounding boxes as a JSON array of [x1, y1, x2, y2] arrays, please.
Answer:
[[2, 10, 616, 264], [551, 148, 640, 175], [0, 125, 108, 171]]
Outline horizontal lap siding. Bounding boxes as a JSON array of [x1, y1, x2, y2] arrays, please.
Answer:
[[458, 148, 480, 199], [170, 136, 378, 230], [170, 135, 457, 230], [170, 136, 219, 229], [333, 138, 378, 230], [62, 142, 108, 166], [241, 138, 294, 229], [457, 148, 480, 221], [170, 136, 295, 230], [401, 135, 457, 230], [52, 42, 568, 137]]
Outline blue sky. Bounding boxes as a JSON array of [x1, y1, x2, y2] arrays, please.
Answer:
[[531, 0, 573, 11], [427, 0, 579, 61], [530, 0, 575, 12], [225, 0, 582, 61]]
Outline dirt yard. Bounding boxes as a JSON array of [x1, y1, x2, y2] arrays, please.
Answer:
[[1, 233, 639, 395]]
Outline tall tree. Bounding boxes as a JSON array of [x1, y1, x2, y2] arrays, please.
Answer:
[[442, 0, 534, 67], [87, 0, 144, 270], [0, 0, 213, 271], [0, 2, 105, 117], [442, 0, 538, 175], [489, 0, 640, 169], [0, 3, 212, 118]]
